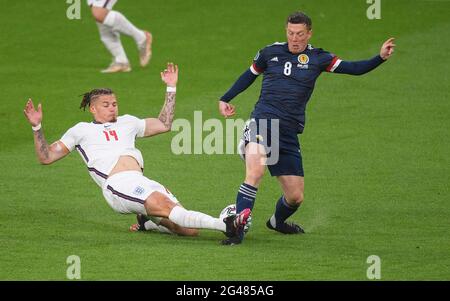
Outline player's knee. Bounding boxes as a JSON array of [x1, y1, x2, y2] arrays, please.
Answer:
[[296, 192, 304, 205], [285, 192, 304, 206], [91, 7, 108, 23], [144, 192, 176, 217], [94, 14, 106, 23]]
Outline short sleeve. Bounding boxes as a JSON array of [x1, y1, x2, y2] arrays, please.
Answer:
[[317, 49, 341, 72], [250, 48, 267, 75], [135, 118, 146, 138], [124, 114, 146, 138], [59, 124, 80, 152]]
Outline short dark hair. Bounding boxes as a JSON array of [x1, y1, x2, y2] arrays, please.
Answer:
[[286, 11, 312, 30], [79, 88, 114, 111]]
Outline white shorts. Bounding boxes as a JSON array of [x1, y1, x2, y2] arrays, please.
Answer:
[[102, 171, 179, 215], [87, 0, 117, 10]]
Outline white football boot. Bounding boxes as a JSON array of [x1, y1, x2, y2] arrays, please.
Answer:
[[101, 62, 131, 73], [139, 31, 153, 67]]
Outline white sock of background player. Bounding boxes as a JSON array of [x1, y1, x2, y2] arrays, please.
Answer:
[[103, 11, 146, 47], [96, 22, 129, 64]]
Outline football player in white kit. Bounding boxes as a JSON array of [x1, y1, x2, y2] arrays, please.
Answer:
[[23, 62, 251, 241], [88, 0, 152, 73]]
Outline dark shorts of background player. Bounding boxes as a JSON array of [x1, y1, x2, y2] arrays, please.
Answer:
[[241, 118, 304, 177]]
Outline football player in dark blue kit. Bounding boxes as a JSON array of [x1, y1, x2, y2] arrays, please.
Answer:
[[219, 11, 396, 245]]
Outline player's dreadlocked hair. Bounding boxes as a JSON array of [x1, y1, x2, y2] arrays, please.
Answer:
[[79, 88, 114, 111], [286, 11, 312, 30]]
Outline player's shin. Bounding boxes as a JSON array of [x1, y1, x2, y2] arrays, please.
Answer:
[[235, 183, 258, 213], [168, 206, 225, 232], [269, 195, 300, 227], [96, 22, 128, 64]]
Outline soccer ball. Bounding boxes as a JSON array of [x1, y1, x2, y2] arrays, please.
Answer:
[[219, 204, 252, 233]]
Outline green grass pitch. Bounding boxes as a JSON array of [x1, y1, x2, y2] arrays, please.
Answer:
[[0, 0, 449, 280]]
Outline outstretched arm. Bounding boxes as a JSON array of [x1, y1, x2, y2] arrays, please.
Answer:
[[218, 68, 259, 117], [333, 38, 396, 75], [143, 63, 178, 137], [23, 99, 70, 165]]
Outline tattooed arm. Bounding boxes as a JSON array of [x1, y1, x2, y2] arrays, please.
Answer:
[[24, 99, 70, 164], [144, 63, 178, 137], [32, 129, 69, 164]]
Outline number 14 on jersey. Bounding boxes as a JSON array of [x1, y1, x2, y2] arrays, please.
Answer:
[[103, 130, 118, 141]]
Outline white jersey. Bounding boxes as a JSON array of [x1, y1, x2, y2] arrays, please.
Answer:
[[60, 114, 146, 188]]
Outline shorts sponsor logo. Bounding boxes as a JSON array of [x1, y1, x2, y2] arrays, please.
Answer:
[[133, 186, 145, 196]]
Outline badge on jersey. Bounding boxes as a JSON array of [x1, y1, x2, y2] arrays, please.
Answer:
[[298, 54, 309, 64], [297, 54, 309, 69]]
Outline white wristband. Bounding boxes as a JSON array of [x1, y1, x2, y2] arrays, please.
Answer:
[[166, 86, 176, 93], [32, 123, 42, 131]]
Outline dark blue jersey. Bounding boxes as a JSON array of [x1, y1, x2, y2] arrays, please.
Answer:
[[249, 42, 339, 133], [221, 42, 385, 133]]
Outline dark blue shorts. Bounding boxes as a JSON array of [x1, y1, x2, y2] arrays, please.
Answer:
[[239, 119, 304, 177]]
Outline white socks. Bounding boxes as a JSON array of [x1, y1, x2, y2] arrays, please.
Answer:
[[103, 11, 146, 47], [168, 206, 226, 232], [96, 22, 128, 64]]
